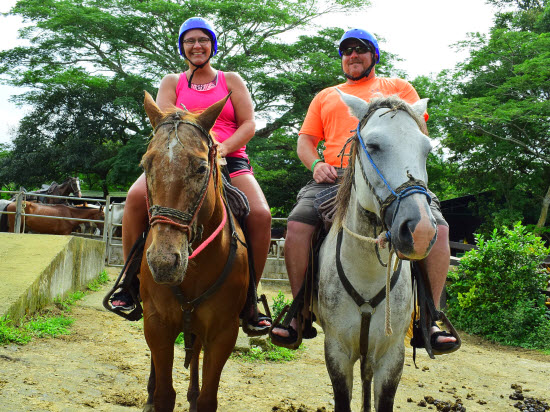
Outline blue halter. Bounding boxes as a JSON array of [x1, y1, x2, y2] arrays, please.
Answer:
[[355, 121, 432, 241]]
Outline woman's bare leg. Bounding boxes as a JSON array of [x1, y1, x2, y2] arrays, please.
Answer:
[[112, 173, 148, 307], [122, 173, 149, 261], [230, 173, 271, 285]]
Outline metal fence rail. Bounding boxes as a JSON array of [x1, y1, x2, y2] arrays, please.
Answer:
[[0, 189, 112, 254]]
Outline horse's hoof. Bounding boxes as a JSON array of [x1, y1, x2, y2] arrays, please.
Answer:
[[142, 404, 154, 412]]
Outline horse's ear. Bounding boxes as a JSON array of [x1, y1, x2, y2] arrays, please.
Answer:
[[336, 88, 369, 121], [144, 91, 164, 129], [197, 93, 231, 132], [411, 98, 429, 119]]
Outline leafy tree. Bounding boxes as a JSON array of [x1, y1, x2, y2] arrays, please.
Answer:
[[446, 222, 550, 350], [438, 0, 550, 230], [0, 0, 383, 205]]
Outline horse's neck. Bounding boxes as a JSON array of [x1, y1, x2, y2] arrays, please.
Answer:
[[339, 190, 392, 281], [344, 189, 380, 237]]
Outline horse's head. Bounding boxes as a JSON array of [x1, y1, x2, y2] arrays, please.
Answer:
[[142, 91, 227, 285], [337, 91, 437, 260], [70, 177, 82, 197]]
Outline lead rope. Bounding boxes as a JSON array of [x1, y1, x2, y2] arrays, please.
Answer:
[[342, 223, 397, 336]]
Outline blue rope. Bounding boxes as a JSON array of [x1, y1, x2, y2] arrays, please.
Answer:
[[356, 122, 432, 242], [356, 123, 397, 197]]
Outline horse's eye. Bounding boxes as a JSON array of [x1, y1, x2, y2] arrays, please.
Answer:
[[367, 143, 380, 152], [196, 165, 208, 175]]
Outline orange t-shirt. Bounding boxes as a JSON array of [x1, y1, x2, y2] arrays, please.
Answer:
[[299, 76, 427, 168]]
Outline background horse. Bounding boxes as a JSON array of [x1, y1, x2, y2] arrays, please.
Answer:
[[13, 177, 82, 204], [316, 93, 437, 412], [41, 176, 82, 204], [140, 92, 249, 412], [6, 201, 104, 235]]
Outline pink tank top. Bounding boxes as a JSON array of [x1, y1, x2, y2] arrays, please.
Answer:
[[175, 71, 247, 159]]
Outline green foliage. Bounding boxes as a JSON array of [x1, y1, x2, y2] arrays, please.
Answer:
[[87, 270, 110, 292], [0, 316, 32, 345], [447, 222, 550, 350], [0, 0, 422, 213], [0, 311, 75, 345], [271, 290, 292, 319], [232, 341, 300, 362], [54, 291, 86, 312], [24, 315, 74, 338], [435, 1, 550, 229]]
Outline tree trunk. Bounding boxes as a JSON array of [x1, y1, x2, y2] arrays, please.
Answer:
[[536, 184, 550, 228]]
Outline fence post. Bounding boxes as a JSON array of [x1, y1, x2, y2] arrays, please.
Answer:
[[14, 188, 24, 234], [103, 195, 111, 248]]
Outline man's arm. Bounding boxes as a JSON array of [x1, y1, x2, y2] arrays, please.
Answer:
[[297, 133, 338, 184]]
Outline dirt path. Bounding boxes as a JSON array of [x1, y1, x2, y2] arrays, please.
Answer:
[[1, 269, 549, 411]]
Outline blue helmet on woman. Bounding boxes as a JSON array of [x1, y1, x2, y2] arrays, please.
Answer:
[[338, 28, 380, 63], [177, 17, 218, 58]]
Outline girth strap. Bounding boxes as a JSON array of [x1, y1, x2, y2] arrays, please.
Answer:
[[335, 229, 402, 356]]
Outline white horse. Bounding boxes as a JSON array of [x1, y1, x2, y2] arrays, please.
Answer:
[[109, 202, 125, 238], [316, 93, 437, 412]]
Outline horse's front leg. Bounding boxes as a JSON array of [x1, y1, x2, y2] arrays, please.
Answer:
[[144, 316, 178, 412], [196, 317, 240, 412], [187, 339, 202, 412], [360, 355, 374, 412], [372, 342, 405, 412], [143, 358, 156, 412], [324, 336, 355, 412]]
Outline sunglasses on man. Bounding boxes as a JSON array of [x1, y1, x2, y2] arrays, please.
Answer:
[[340, 45, 372, 56]]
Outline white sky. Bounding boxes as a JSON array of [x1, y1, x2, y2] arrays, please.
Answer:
[[0, 0, 497, 145]]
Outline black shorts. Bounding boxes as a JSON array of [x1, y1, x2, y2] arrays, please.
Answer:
[[225, 156, 253, 178]]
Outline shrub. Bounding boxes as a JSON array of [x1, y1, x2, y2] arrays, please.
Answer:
[[271, 290, 292, 320], [446, 222, 550, 350]]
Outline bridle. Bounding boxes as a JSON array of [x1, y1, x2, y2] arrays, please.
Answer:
[[145, 115, 225, 259], [352, 105, 432, 241], [336, 103, 433, 348]]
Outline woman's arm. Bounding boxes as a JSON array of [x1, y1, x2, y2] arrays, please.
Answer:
[[155, 73, 180, 112], [219, 72, 256, 157]]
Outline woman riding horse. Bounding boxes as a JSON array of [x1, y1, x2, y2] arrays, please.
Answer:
[[115, 17, 272, 333]]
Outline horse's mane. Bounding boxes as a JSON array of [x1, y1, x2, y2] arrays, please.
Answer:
[[333, 96, 429, 228]]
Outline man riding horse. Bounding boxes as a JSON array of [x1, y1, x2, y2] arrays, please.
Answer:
[[270, 28, 459, 355]]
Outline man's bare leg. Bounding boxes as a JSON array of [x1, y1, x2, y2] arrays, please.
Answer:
[[421, 225, 456, 344], [271, 220, 316, 338]]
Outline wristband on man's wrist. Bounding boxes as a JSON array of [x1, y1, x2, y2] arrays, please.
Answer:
[[310, 158, 323, 172]]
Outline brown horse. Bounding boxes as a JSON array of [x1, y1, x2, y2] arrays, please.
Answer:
[[6, 201, 104, 235], [141, 92, 249, 412], [16, 177, 82, 204]]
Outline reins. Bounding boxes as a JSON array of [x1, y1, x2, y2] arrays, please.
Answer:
[[146, 114, 244, 368], [146, 117, 224, 259], [354, 110, 432, 238], [335, 103, 431, 355]]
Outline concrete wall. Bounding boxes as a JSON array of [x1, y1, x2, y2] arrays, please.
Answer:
[[0, 233, 105, 323]]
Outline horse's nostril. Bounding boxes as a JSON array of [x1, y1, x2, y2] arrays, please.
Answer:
[[399, 220, 414, 240], [173, 252, 181, 268]]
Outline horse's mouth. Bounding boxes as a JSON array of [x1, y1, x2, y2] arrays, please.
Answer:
[[146, 247, 188, 285]]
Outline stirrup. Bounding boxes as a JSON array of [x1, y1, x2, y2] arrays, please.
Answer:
[[241, 294, 272, 337]]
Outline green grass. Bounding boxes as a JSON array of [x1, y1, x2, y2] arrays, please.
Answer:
[[0, 316, 32, 345], [232, 341, 302, 362], [0, 270, 110, 345], [87, 270, 110, 291], [23, 314, 74, 338]]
